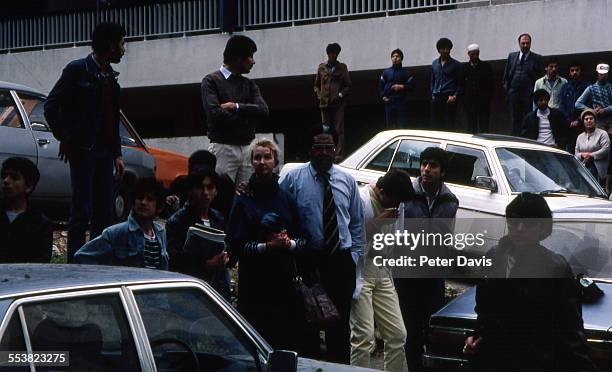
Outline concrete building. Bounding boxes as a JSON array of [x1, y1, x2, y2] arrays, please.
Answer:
[[2, 0, 611, 159]]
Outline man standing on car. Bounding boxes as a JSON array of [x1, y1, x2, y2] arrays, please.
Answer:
[[45, 22, 126, 262], [280, 132, 364, 364], [201, 35, 269, 185], [396, 147, 459, 372], [314, 43, 352, 160]]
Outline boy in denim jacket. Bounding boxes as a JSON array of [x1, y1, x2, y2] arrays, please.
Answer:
[[75, 178, 168, 269]]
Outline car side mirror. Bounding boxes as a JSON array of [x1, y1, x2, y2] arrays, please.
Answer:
[[269, 350, 298, 372], [475, 176, 498, 192], [30, 121, 50, 132]]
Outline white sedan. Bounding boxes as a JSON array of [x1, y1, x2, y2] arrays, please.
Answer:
[[282, 130, 612, 218], [282, 130, 612, 267]]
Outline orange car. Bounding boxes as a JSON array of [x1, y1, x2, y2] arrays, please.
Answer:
[[116, 112, 188, 219], [120, 112, 188, 188]]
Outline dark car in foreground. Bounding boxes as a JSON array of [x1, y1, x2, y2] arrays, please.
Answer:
[[0, 265, 375, 372], [424, 280, 612, 371]]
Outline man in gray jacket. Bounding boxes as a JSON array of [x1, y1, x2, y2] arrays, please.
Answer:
[[397, 147, 459, 372]]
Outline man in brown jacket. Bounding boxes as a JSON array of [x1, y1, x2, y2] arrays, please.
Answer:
[[314, 43, 351, 160]]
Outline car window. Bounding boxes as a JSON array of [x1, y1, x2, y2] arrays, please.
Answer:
[[0, 90, 25, 129], [120, 118, 140, 148], [22, 294, 142, 372], [17, 94, 51, 132], [445, 145, 492, 188], [0, 312, 26, 372], [365, 140, 398, 172], [390, 139, 441, 177], [134, 288, 260, 372], [0, 311, 26, 352]]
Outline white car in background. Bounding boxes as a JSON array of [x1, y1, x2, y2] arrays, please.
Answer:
[[282, 130, 612, 216]]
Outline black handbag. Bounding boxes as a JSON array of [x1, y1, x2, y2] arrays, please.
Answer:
[[293, 261, 340, 326]]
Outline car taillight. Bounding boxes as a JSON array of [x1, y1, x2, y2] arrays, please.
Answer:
[[426, 327, 471, 357]]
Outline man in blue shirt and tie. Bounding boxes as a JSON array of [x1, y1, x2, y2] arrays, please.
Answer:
[[280, 132, 364, 364]]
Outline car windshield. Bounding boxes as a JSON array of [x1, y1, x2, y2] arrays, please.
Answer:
[[496, 147, 606, 198]]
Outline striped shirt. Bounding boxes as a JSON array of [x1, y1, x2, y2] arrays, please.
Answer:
[[143, 232, 162, 269]]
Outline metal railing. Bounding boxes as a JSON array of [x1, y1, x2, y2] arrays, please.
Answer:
[[1, 0, 520, 53], [0, 0, 220, 52], [237, 0, 486, 27]]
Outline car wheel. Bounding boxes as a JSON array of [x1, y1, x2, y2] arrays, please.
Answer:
[[113, 182, 132, 222]]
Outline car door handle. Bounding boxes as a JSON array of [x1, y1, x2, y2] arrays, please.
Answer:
[[37, 139, 50, 146]]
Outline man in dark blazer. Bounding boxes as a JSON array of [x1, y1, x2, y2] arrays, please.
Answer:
[[520, 89, 568, 149], [502, 33, 544, 136]]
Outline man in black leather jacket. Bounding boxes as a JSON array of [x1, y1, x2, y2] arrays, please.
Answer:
[[45, 22, 126, 261], [464, 193, 596, 372]]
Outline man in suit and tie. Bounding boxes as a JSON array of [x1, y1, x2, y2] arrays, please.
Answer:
[[502, 34, 544, 135]]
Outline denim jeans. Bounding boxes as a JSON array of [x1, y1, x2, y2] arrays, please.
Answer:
[[67, 148, 114, 262]]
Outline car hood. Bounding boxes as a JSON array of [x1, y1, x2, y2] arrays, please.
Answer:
[[431, 282, 612, 332], [298, 357, 378, 371], [544, 196, 612, 220]]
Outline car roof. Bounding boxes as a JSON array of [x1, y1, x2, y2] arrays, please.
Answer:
[[0, 264, 197, 299], [0, 81, 45, 96], [371, 130, 568, 152]]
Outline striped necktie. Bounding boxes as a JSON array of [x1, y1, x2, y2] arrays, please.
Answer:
[[320, 173, 340, 255]]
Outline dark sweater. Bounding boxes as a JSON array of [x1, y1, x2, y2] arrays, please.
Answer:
[[0, 206, 53, 263], [201, 70, 269, 145]]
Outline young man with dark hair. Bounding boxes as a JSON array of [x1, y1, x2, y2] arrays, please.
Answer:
[[167, 150, 235, 218], [74, 177, 168, 270], [502, 33, 544, 135], [379, 48, 414, 129], [559, 62, 590, 152], [0, 157, 53, 263], [430, 38, 461, 131], [397, 147, 459, 372], [201, 35, 269, 185], [460, 43, 494, 133], [533, 57, 567, 109], [166, 167, 230, 298], [280, 132, 364, 363], [464, 193, 595, 371], [521, 89, 568, 148], [45, 22, 127, 262], [350, 169, 413, 371], [315, 43, 352, 160]]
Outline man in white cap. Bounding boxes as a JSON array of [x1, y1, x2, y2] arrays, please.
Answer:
[[459, 43, 494, 133], [576, 63, 612, 132]]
